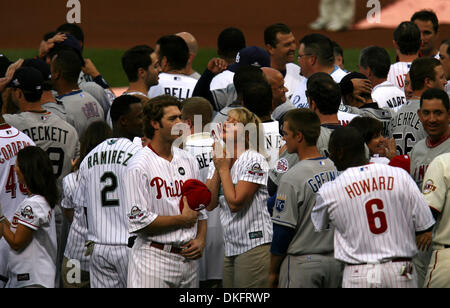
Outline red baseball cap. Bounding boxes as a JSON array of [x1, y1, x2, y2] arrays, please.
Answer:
[[179, 179, 211, 212], [389, 155, 410, 173]]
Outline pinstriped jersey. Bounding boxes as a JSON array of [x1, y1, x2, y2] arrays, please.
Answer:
[[410, 136, 450, 189], [73, 138, 141, 245], [387, 62, 411, 91], [207, 150, 272, 256], [273, 157, 338, 255], [148, 73, 197, 100], [124, 145, 206, 246], [388, 99, 427, 156], [312, 163, 435, 264], [3, 112, 80, 189], [61, 172, 89, 272], [422, 153, 450, 247]]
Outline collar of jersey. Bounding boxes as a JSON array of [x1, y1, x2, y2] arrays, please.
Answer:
[[56, 89, 83, 99], [426, 133, 450, 148]]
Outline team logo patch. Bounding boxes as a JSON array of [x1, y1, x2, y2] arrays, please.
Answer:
[[248, 163, 264, 176], [338, 103, 349, 112], [275, 158, 289, 173], [128, 206, 144, 220], [107, 139, 117, 145], [275, 195, 286, 213], [178, 167, 185, 175], [423, 179, 437, 194], [20, 206, 34, 220]]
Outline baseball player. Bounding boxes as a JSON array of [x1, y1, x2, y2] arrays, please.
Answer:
[[263, 23, 302, 100], [61, 121, 113, 288], [0, 117, 34, 287], [72, 95, 145, 288], [387, 22, 421, 92], [422, 153, 450, 288], [1, 146, 59, 288], [311, 127, 435, 288], [388, 57, 446, 156], [181, 97, 224, 288], [409, 88, 450, 287], [148, 35, 197, 101], [124, 95, 207, 288], [50, 49, 105, 138], [270, 109, 343, 288], [359, 46, 407, 112]]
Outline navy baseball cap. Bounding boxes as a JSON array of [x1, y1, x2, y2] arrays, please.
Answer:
[[22, 58, 51, 81], [228, 46, 270, 72], [56, 33, 82, 53], [8, 66, 44, 95], [0, 54, 13, 77]]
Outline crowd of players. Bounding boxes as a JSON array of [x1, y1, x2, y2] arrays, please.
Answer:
[[0, 8, 449, 288]]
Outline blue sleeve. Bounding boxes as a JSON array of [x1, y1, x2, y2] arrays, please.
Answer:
[[267, 194, 276, 216], [192, 69, 217, 110], [270, 223, 295, 256]]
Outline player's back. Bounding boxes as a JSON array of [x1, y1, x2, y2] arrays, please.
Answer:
[[372, 80, 407, 112], [285, 63, 303, 100], [316, 163, 433, 264], [210, 70, 235, 91], [387, 62, 411, 91], [148, 73, 198, 100], [3, 112, 80, 186], [74, 138, 141, 245], [344, 105, 393, 137], [184, 133, 213, 183], [388, 99, 426, 155], [262, 120, 283, 169]]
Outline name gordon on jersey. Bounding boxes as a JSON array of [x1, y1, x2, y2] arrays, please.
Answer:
[[0, 140, 33, 163], [22, 126, 70, 144]]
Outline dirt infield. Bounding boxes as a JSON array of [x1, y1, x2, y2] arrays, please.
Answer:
[[1, 0, 449, 49]]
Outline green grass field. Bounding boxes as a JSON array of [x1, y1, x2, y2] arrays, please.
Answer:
[[1, 48, 397, 88]]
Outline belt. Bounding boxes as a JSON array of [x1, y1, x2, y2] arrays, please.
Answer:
[[150, 241, 183, 254], [445, 245, 450, 249], [348, 257, 412, 266]]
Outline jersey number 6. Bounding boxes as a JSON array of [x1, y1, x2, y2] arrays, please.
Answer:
[[365, 198, 388, 235]]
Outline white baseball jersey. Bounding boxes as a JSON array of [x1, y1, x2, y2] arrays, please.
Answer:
[[372, 80, 407, 112], [262, 120, 284, 169], [3, 111, 80, 188], [57, 89, 105, 139], [6, 195, 57, 288], [284, 63, 303, 100], [210, 70, 235, 91], [61, 172, 89, 272], [410, 136, 450, 189], [0, 124, 34, 281], [148, 73, 198, 101], [125, 145, 206, 243], [388, 99, 427, 156], [312, 163, 435, 265], [387, 62, 411, 92], [207, 150, 273, 256], [73, 138, 141, 245], [291, 65, 348, 108], [183, 133, 224, 282], [422, 153, 450, 247]]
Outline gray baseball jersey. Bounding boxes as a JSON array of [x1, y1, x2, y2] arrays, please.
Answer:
[[342, 103, 393, 137], [56, 89, 105, 138], [388, 99, 427, 156], [3, 111, 80, 188], [272, 157, 338, 255], [410, 136, 450, 189]]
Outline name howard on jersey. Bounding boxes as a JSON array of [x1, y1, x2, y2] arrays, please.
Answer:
[[22, 126, 70, 144], [87, 150, 134, 169], [345, 176, 394, 199], [307, 170, 339, 193]]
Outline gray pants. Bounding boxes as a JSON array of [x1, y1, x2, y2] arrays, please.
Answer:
[[279, 253, 344, 288]]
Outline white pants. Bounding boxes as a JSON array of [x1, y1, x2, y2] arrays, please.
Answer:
[[89, 244, 129, 288], [127, 238, 198, 288], [343, 261, 418, 288]]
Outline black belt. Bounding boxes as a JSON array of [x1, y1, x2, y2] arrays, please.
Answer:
[[150, 242, 183, 254], [348, 257, 412, 266]]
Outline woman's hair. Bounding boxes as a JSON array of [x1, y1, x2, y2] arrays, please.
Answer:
[[74, 120, 113, 171], [227, 107, 267, 158], [17, 146, 59, 209]]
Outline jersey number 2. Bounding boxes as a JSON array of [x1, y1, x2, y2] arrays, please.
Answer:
[[365, 198, 388, 235], [101, 172, 119, 207]]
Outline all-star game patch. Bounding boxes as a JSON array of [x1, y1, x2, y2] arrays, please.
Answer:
[[423, 179, 437, 194], [248, 163, 264, 176], [275, 158, 289, 174]]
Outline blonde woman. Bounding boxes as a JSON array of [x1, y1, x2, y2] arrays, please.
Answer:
[[206, 107, 272, 288]]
